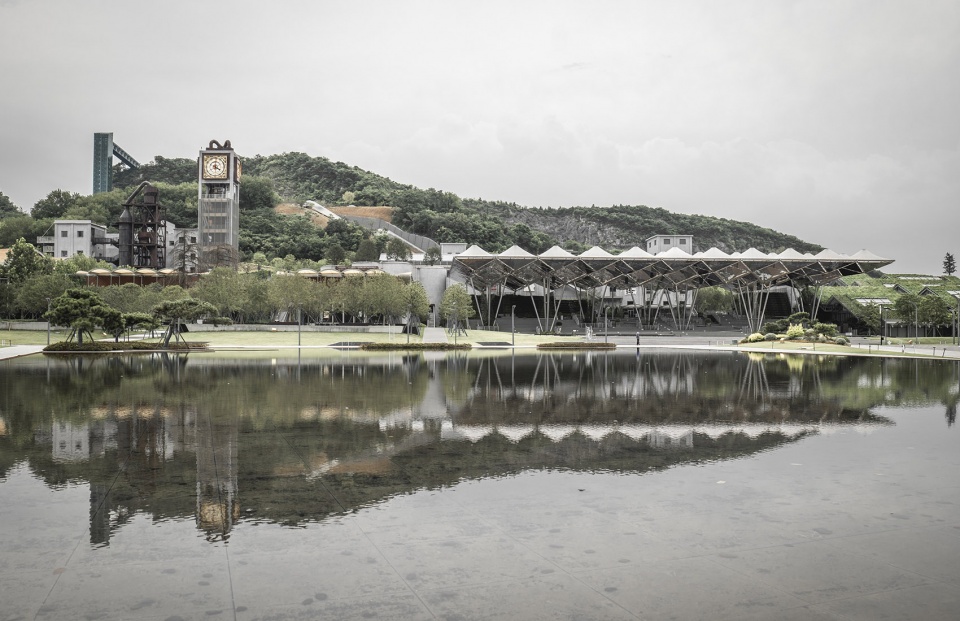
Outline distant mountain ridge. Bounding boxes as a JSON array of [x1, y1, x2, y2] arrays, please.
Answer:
[[114, 152, 823, 255]]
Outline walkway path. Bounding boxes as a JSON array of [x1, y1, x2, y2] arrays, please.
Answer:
[[0, 345, 45, 361], [421, 327, 449, 344]]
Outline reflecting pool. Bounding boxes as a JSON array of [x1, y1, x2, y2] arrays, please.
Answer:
[[1, 350, 959, 620]]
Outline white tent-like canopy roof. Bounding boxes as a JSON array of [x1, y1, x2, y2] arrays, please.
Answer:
[[450, 245, 893, 292]]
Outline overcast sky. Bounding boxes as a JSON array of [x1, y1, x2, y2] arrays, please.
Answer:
[[1, 0, 957, 273]]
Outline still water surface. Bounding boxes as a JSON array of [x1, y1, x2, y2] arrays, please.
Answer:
[[1, 350, 959, 620]]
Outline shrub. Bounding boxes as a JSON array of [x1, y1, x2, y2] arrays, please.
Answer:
[[785, 324, 805, 339], [813, 322, 838, 337], [361, 343, 471, 351], [760, 319, 788, 334], [43, 340, 161, 352], [537, 342, 616, 349], [742, 333, 763, 343], [764, 333, 777, 341], [834, 336, 848, 345]]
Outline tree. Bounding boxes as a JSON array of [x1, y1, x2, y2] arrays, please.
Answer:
[[355, 238, 380, 262], [893, 294, 922, 338], [423, 246, 442, 265], [693, 287, 733, 314], [152, 298, 219, 347], [324, 219, 365, 251], [239, 176, 279, 212], [100, 307, 126, 342], [405, 282, 430, 331], [325, 242, 346, 265], [31, 189, 81, 220], [190, 267, 247, 320], [268, 274, 314, 321], [0, 215, 51, 248], [4, 237, 51, 284], [919, 295, 951, 331], [44, 289, 113, 345], [385, 237, 412, 261], [0, 190, 23, 219], [440, 283, 475, 332], [122, 312, 161, 339], [859, 303, 881, 335], [944, 253, 956, 276], [14, 273, 76, 318], [362, 273, 405, 324]]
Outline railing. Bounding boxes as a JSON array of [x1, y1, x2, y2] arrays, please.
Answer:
[[37, 236, 54, 244]]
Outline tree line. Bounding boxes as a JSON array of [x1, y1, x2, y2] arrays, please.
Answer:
[[2, 147, 832, 268]]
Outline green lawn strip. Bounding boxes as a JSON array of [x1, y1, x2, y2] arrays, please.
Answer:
[[860, 336, 960, 346], [736, 341, 948, 358], [0, 330, 60, 346]]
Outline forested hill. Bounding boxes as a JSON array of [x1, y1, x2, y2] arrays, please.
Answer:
[[113, 151, 822, 256]]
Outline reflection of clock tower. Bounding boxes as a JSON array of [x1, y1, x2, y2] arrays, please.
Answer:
[[198, 139, 241, 269]]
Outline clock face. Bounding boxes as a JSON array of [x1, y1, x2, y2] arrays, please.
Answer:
[[202, 154, 229, 180], [235, 158, 242, 184]]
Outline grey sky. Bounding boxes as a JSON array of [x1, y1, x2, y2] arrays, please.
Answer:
[[1, 0, 957, 273]]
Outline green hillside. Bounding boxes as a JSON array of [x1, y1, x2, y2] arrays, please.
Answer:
[[102, 151, 822, 260]]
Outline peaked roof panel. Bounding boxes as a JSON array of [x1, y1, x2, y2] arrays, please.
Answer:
[[539, 245, 574, 258], [815, 249, 848, 260], [617, 246, 654, 258], [459, 245, 492, 257], [498, 245, 535, 258], [849, 249, 887, 261], [699, 247, 731, 259], [579, 246, 614, 258], [659, 246, 692, 258]]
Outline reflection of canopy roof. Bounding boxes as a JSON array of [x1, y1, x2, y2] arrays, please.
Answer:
[[451, 245, 894, 290], [439, 422, 853, 444]]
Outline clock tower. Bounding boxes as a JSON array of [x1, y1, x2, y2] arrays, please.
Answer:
[[197, 140, 241, 269]]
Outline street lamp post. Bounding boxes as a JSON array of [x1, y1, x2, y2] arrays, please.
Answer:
[[297, 304, 302, 348], [604, 306, 609, 344], [46, 297, 51, 345], [914, 305, 919, 342], [511, 305, 516, 348], [878, 304, 884, 346]]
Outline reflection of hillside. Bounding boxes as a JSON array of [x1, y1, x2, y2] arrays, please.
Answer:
[[2, 351, 951, 541]]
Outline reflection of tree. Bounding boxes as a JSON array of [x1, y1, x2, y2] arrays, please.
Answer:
[[3, 351, 957, 536]]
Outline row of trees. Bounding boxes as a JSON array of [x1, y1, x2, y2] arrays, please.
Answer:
[[180, 268, 431, 325], [39, 269, 435, 328], [857, 294, 957, 336]]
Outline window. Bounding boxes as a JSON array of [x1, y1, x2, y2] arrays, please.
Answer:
[[664, 238, 671, 244], [76, 250, 83, 255], [60, 251, 67, 257], [60, 230, 68, 237], [190, 236, 197, 244], [77, 230, 84, 238], [679, 239, 687, 245]]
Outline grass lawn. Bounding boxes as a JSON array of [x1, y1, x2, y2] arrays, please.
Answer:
[[0, 329, 61, 346], [860, 336, 960, 346], [736, 340, 951, 358]]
